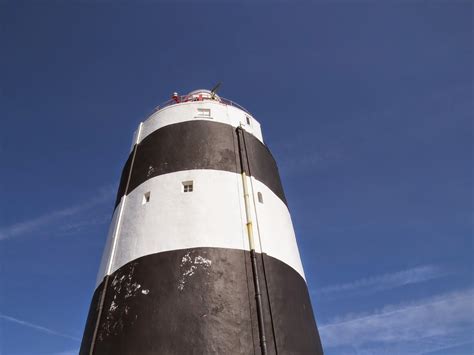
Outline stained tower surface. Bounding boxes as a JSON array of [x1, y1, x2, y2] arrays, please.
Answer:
[[80, 89, 324, 355]]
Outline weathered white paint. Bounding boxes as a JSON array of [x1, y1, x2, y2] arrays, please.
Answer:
[[250, 177, 306, 280], [105, 195, 127, 275], [96, 204, 121, 285], [133, 100, 263, 149], [96, 170, 304, 287], [130, 122, 143, 150]]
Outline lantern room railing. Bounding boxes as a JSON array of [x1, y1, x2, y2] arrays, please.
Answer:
[[147, 95, 252, 118]]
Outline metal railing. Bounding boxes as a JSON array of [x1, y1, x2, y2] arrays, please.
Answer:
[[146, 95, 252, 119]]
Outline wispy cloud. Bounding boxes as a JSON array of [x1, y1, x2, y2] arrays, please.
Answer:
[[0, 185, 114, 241], [0, 313, 81, 342], [319, 288, 474, 354], [316, 265, 448, 297], [56, 213, 111, 236]]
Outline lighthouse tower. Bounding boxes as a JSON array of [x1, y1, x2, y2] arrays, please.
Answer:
[[80, 89, 323, 354]]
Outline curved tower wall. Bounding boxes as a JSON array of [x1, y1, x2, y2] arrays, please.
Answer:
[[80, 92, 324, 355]]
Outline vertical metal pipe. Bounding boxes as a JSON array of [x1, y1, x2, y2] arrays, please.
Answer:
[[242, 172, 267, 355], [237, 127, 267, 355]]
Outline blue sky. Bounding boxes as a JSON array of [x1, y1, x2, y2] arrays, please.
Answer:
[[1, 1, 472, 354]]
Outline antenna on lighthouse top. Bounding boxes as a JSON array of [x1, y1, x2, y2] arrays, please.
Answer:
[[210, 82, 222, 98]]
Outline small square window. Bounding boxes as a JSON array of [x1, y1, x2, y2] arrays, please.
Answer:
[[142, 191, 151, 204], [246, 116, 251, 125], [196, 108, 211, 118], [182, 181, 193, 193], [257, 192, 263, 203]]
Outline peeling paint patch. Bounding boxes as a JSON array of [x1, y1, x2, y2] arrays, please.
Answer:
[[194, 255, 212, 267], [125, 282, 141, 299], [178, 252, 212, 291], [181, 252, 192, 266], [109, 301, 118, 312], [98, 262, 149, 340], [147, 165, 155, 177]]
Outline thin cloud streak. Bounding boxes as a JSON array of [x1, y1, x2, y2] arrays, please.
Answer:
[[0, 185, 114, 241], [56, 213, 111, 236], [316, 265, 447, 297], [319, 288, 474, 354], [0, 313, 80, 341]]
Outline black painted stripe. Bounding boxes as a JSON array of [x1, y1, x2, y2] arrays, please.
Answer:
[[114, 121, 287, 208], [80, 247, 323, 355]]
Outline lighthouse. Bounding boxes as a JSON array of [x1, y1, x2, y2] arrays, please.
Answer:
[[80, 89, 324, 354]]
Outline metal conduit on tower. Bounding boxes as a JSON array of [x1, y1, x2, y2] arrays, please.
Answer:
[[80, 89, 324, 354]]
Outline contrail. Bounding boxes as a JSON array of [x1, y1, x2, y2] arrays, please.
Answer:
[[316, 264, 448, 296], [0, 184, 114, 241], [0, 313, 81, 341]]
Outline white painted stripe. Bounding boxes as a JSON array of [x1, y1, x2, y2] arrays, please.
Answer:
[[250, 177, 306, 279], [95, 204, 121, 285], [133, 101, 263, 150], [96, 170, 304, 286], [106, 195, 127, 275], [131, 121, 143, 149]]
